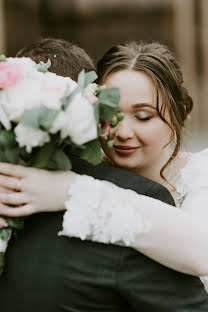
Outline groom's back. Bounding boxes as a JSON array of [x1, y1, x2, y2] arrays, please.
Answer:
[[0, 212, 129, 311], [0, 210, 208, 312]]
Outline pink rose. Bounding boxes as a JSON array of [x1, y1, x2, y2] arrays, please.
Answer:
[[84, 94, 98, 105], [0, 62, 23, 88], [101, 121, 111, 136]]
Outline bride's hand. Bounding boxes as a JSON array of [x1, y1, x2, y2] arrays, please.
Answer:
[[0, 163, 77, 217]]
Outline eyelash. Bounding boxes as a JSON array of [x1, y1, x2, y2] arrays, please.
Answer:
[[135, 115, 152, 121]]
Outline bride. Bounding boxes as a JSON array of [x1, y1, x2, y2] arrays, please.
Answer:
[[0, 41, 208, 287]]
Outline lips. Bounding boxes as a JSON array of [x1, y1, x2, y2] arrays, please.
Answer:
[[113, 145, 139, 155]]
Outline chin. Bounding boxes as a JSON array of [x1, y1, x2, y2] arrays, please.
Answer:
[[112, 157, 140, 171]]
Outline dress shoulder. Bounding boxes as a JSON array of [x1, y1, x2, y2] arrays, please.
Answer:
[[174, 148, 208, 202]]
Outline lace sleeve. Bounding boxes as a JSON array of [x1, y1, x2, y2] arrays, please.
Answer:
[[58, 175, 151, 246], [177, 148, 208, 197]]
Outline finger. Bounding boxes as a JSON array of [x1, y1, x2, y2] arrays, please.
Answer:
[[0, 162, 27, 178], [0, 192, 27, 205], [0, 203, 35, 217], [0, 217, 8, 228], [0, 175, 22, 191]]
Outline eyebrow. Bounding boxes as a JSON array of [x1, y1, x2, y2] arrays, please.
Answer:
[[131, 103, 156, 110]]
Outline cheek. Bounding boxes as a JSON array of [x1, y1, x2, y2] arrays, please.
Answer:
[[136, 121, 171, 148]]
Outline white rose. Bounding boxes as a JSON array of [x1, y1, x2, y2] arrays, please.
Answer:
[[60, 92, 97, 145], [0, 94, 11, 130], [14, 124, 50, 153], [7, 57, 38, 78], [49, 111, 66, 134], [40, 72, 77, 110], [1, 73, 44, 122]]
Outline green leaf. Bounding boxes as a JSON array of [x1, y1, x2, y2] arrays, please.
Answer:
[[52, 149, 72, 170], [77, 69, 85, 89], [100, 104, 117, 122], [32, 141, 56, 168], [78, 70, 97, 90], [61, 86, 81, 110], [21, 105, 59, 131], [39, 106, 59, 131], [0, 130, 16, 147], [77, 139, 101, 165], [84, 71, 98, 88], [0, 150, 7, 162], [4, 147, 20, 164], [4, 217, 24, 230], [98, 87, 120, 108], [0, 55, 7, 62], [37, 58, 51, 72], [93, 101, 100, 124], [0, 228, 12, 241], [21, 106, 42, 128]]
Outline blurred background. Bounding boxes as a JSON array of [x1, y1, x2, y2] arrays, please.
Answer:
[[0, 0, 207, 151]]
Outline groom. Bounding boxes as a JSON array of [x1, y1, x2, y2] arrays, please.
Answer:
[[0, 38, 207, 312]]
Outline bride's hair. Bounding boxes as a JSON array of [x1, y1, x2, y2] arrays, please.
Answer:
[[16, 37, 95, 81], [97, 41, 193, 183]]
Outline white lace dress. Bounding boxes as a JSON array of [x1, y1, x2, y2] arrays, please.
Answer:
[[59, 148, 208, 292]]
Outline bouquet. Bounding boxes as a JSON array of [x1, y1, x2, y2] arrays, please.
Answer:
[[0, 55, 122, 275]]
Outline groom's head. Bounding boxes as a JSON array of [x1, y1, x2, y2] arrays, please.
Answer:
[[16, 38, 95, 81]]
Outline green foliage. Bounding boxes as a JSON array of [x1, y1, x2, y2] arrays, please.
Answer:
[[0, 55, 7, 62], [77, 139, 101, 165], [21, 105, 59, 131], [93, 101, 100, 124], [98, 87, 120, 108], [36, 59, 51, 72], [31, 141, 56, 168], [0, 228, 12, 241], [0, 130, 16, 147], [97, 87, 120, 121], [51, 149, 72, 170], [0, 69, 121, 277], [77, 70, 97, 90], [4, 217, 24, 230]]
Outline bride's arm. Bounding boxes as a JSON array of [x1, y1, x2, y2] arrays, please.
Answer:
[[0, 163, 208, 276], [131, 189, 208, 276], [59, 174, 208, 276]]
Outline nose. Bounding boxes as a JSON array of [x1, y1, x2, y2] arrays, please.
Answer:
[[114, 117, 134, 141]]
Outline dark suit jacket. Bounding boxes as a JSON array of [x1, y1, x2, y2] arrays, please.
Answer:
[[0, 157, 207, 311]]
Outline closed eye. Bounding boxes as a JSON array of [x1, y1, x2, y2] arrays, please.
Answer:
[[135, 115, 152, 121]]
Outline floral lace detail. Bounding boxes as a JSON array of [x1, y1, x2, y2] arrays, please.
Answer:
[[171, 148, 208, 294], [172, 162, 193, 208], [59, 175, 151, 246], [171, 148, 208, 208]]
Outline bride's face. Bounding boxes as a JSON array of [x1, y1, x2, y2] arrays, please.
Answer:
[[100, 69, 172, 176]]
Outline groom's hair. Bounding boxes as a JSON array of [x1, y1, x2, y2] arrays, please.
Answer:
[[16, 38, 95, 81]]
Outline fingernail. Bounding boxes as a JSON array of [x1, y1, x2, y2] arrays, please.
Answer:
[[0, 219, 8, 228]]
